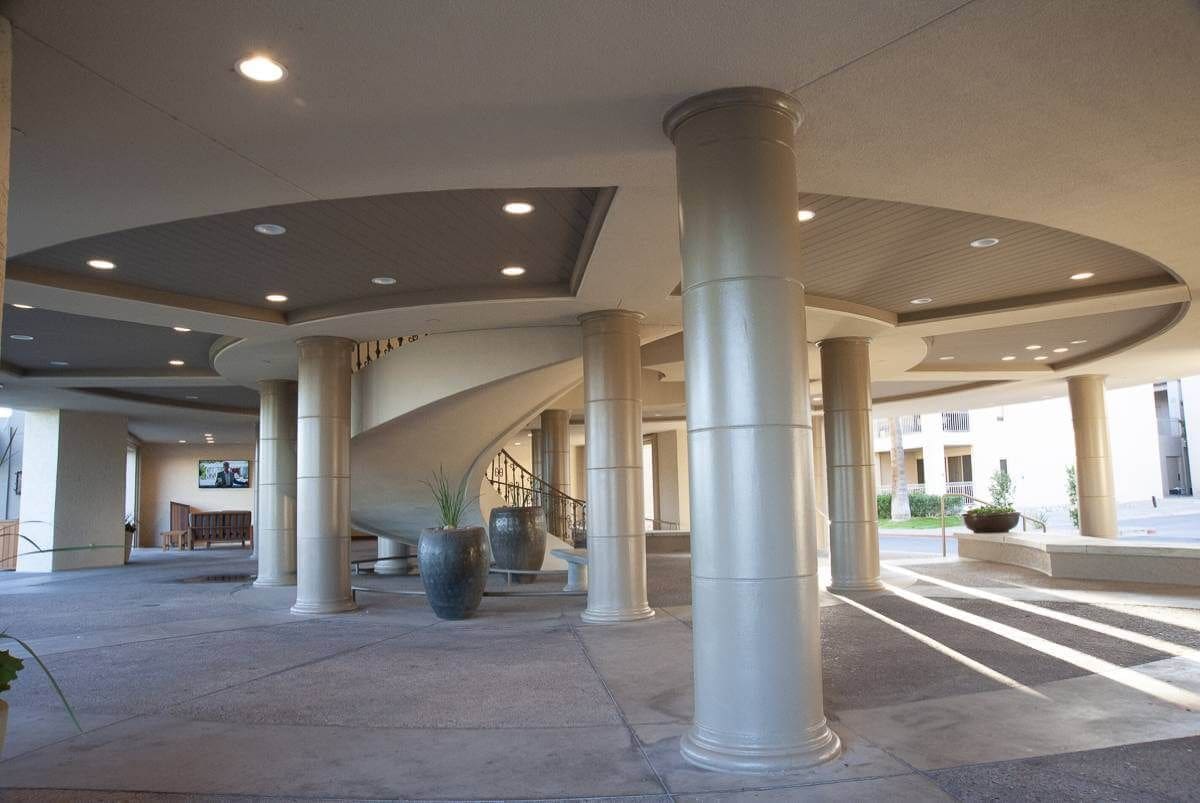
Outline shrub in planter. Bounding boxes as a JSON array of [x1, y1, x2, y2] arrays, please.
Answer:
[[963, 471, 1019, 533], [418, 467, 488, 620]]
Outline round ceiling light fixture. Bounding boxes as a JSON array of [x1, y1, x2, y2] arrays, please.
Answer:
[[503, 201, 534, 215], [265, 293, 288, 303], [1025, 344, 1042, 350], [87, 258, 116, 270], [909, 297, 933, 305], [970, 237, 1000, 248], [1034, 355, 1049, 361], [253, 223, 287, 236], [796, 209, 816, 222], [9, 334, 33, 341], [1070, 271, 1095, 281], [500, 265, 526, 277], [236, 55, 286, 83], [371, 276, 397, 286], [938, 355, 955, 361], [1001, 355, 1016, 361], [1052, 347, 1069, 353], [173, 326, 192, 333], [178, 439, 187, 444], [1070, 339, 1088, 344], [168, 359, 185, 366], [49, 360, 69, 367], [184, 395, 200, 400], [11, 303, 33, 310]]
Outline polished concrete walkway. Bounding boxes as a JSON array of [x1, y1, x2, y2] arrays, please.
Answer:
[[1, 543, 1199, 800]]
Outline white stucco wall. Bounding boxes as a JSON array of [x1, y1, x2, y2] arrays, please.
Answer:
[[139, 442, 256, 546], [17, 411, 129, 571]]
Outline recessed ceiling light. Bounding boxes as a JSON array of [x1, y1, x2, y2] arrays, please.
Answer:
[[87, 258, 116, 270], [503, 201, 534, 215], [1052, 347, 1069, 353], [970, 238, 1000, 248], [1070, 339, 1088, 344], [203, 433, 213, 437], [9, 334, 33, 341], [265, 293, 288, 303], [371, 276, 397, 286], [909, 297, 933, 305], [1001, 355, 1016, 361], [500, 266, 526, 277], [184, 395, 199, 400], [11, 303, 33, 310], [1025, 344, 1042, 350], [173, 326, 192, 333], [1034, 355, 1049, 361], [938, 355, 955, 361], [178, 439, 187, 444], [1070, 271, 1095, 281], [236, 55, 286, 83], [797, 209, 816, 222], [168, 359, 185, 366], [253, 223, 287, 236], [49, 360, 69, 367]]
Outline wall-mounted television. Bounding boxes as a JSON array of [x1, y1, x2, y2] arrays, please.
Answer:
[[198, 459, 251, 489]]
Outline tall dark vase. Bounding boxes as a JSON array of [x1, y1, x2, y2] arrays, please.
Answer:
[[489, 506, 547, 584], [418, 526, 489, 619]]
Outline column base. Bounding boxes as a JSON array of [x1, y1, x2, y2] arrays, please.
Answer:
[[581, 605, 655, 624], [253, 575, 296, 588], [827, 579, 884, 594], [680, 720, 842, 774], [291, 598, 358, 615], [373, 562, 416, 576]]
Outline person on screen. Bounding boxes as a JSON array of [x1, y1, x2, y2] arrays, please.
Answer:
[[214, 462, 237, 488]]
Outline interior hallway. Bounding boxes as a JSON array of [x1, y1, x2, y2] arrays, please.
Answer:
[[1, 544, 1199, 801]]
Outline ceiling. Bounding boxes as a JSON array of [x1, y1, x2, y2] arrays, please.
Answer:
[[83, 384, 262, 412], [919, 304, 1184, 370], [1, 307, 220, 372], [1, 1, 1199, 441], [795, 193, 1177, 315], [11, 187, 608, 314]]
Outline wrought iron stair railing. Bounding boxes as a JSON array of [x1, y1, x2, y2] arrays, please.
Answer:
[[486, 449, 587, 546]]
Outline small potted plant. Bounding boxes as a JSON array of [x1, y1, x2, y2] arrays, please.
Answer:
[[963, 469, 1021, 533], [418, 467, 488, 620], [1, 629, 81, 758], [123, 515, 138, 564]]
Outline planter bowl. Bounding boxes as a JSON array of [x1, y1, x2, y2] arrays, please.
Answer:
[[488, 506, 547, 584], [0, 698, 7, 759], [418, 526, 489, 619], [963, 510, 1020, 533]]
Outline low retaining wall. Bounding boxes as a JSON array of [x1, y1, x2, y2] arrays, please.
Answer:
[[646, 530, 690, 554], [957, 531, 1200, 588]]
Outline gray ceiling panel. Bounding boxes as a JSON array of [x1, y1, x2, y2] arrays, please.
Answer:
[[11, 188, 606, 311], [1, 307, 219, 371]]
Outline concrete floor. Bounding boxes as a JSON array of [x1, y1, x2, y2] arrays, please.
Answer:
[[1, 542, 1199, 801]]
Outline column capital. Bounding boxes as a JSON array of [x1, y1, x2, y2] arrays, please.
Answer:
[[662, 86, 803, 142]]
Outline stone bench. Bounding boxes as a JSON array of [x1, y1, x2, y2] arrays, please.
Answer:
[[550, 548, 588, 592], [957, 531, 1200, 588]]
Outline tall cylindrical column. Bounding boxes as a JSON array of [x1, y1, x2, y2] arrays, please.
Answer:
[[531, 429, 544, 479], [664, 87, 840, 773], [812, 411, 830, 554], [541, 408, 571, 536], [579, 310, 653, 624], [1068, 374, 1119, 538], [0, 18, 10, 328], [255, 381, 297, 587], [819, 338, 883, 592], [374, 537, 416, 575], [292, 337, 357, 614]]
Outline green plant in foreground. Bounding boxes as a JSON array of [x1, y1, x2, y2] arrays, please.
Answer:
[[1066, 465, 1080, 528], [987, 469, 1016, 511], [0, 630, 82, 732], [423, 466, 473, 529]]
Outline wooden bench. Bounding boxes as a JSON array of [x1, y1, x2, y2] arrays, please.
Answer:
[[189, 510, 253, 549], [550, 547, 588, 592]]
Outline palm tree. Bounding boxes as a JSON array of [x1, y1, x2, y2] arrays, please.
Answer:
[[889, 417, 911, 521]]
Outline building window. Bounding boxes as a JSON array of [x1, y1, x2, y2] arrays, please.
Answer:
[[947, 454, 973, 483], [916, 458, 926, 485], [999, 458, 1008, 477]]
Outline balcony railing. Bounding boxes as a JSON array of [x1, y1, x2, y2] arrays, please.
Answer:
[[941, 411, 970, 432], [946, 481, 974, 498], [876, 415, 922, 438]]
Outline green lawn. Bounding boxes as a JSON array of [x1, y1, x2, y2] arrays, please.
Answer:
[[878, 515, 963, 530]]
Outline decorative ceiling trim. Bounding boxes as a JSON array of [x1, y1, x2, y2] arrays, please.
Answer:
[[72, 387, 258, 416], [569, 187, 617, 296], [871, 380, 1010, 404], [1054, 300, 1189, 373], [6, 264, 288, 324]]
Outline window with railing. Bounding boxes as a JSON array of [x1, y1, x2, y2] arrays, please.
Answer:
[[875, 415, 922, 438]]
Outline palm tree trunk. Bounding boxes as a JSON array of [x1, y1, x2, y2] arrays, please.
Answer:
[[889, 417, 911, 521]]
